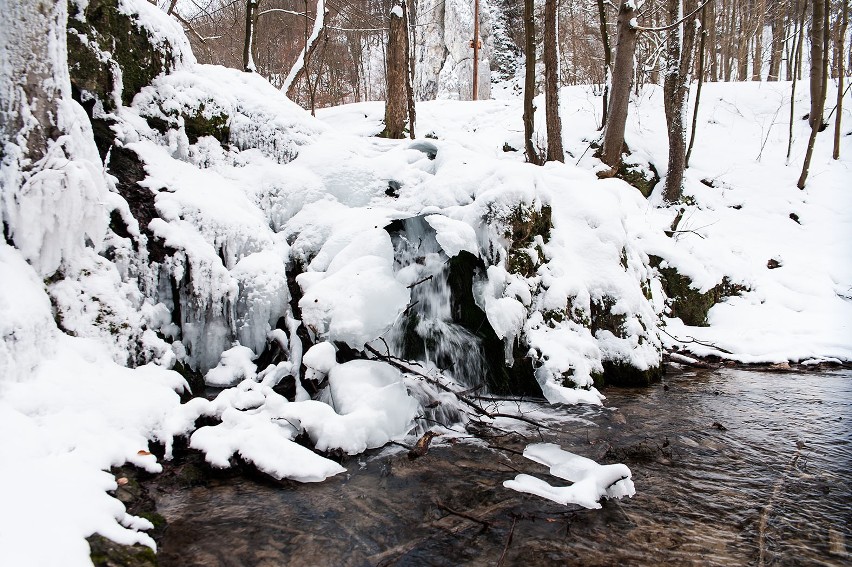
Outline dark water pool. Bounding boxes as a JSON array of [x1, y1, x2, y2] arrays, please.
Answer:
[[152, 368, 851, 566]]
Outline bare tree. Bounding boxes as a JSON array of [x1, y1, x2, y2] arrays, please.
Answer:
[[596, 0, 613, 128], [809, 0, 827, 128], [798, 0, 830, 188], [788, 0, 808, 162], [523, 0, 541, 164], [243, 0, 258, 72], [686, 3, 709, 167], [383, 0, 411, 138], [834, 0, 848, 159], [543, 0, 564, 162], [600, 1, 639, 169], [663, 0, 700, 203]]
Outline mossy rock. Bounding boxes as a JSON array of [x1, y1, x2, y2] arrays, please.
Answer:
[[601, 360, 663, 387], [650, 256, 744, 326], [616, 161, 660, 198], [145, 103, 231, 146], [590, 295, 627, 338], [502, 204, 552, 278], [67, 0, 179, 110], [88, 535, 158, 567]]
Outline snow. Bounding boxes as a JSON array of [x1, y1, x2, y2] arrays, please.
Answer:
[[425, 213, 480, 257], [503, 442, 635, 509], [1, 2, 851, 562], [205, 345, 257, 387]]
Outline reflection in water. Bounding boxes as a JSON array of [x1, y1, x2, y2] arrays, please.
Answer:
[[153, 369, 851, 566]]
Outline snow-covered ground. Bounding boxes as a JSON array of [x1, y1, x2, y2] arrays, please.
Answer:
[[1, 6, 850, 562]]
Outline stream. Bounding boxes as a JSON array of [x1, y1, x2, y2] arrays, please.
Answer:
[[151, 367, 851, 566]]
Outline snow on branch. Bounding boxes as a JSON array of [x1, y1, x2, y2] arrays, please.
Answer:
[[281, 0, 326, 95]]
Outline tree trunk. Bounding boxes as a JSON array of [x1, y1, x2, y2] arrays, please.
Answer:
[[809, 0, 826, 128], [788, 0, 808, 161], [752, 0, 765, 80], [383, 0, 409, 138], [798, 0, 830, 188], [601, 2, 638, 169], [708, 0, 718, 81], [543, 0, 564, 162], [404, 0, 416, 139], [768, 3, 784, 80], [283, 0, 326, 101], [523, 0, 540, 164], [242, 0, 257, 72], [663, 0, 699, 204], [834, 0, 848, 159], [687, 5, 708, 167], [597, 0, 613, 128]]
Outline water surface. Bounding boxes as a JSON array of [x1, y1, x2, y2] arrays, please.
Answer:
[[153, 368, 851, 566]]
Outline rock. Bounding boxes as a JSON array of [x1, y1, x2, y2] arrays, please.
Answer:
[[650, 256, 745, 327]]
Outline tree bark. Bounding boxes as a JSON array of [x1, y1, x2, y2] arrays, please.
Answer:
[[404, 0, 416, 139], [383, 0, 410, 138], [752, 0, 765, 80], [663, 0, 699, 204], [687, 5, 708, 167], [597, 0, 613, 128], [283, 0, 326, 101], [834, 0, 848, 159], [523, 0, 540, 164], [788, 0, 808, 161], [242, 0, 257, 72], [601, 2, 638, 169], [798, 0, 830, 188], [809, 0, 826, 128], [543, 0, 564, 162], [767, 3, 784, 80]]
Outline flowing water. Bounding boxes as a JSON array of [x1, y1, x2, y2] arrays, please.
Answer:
[[152, 367, 851, 566], [384, 216, 487, 390]]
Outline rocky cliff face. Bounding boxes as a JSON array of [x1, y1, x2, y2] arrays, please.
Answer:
[[413, 0, 493, 100]]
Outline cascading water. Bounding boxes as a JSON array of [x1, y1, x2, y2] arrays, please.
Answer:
[[384, 217, 489, 428]]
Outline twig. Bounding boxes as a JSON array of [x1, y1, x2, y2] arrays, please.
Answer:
[[407, 275, 433, 289], [488, 444, 525, 457], [434, 500, 492, 527], [634, 0, 714, 32], [365, 344, 559, 431], [660, 327, 734, 355], [497, 517, 517, 567]]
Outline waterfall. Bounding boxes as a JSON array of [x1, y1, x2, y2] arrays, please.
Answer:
[[386, 217, 488, 391]]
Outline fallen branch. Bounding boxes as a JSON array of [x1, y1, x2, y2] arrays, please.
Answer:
[[660, 328, 734, 355], [434, 500, 492, 528], [364, 344, 558, 431], [407, 275, 433, 289], [497, 516, 517, 567]]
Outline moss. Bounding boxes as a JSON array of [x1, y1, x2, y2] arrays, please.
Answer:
[[650, 256, 744, 327], [145, 103, 231, 146], [501, 204, 552, 278], [89, 535, 158, 567], [601, 360, 663, 387], [67, 0, 179, 110], [589, 296, 627, 338], [615, 161, 660, 198]]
